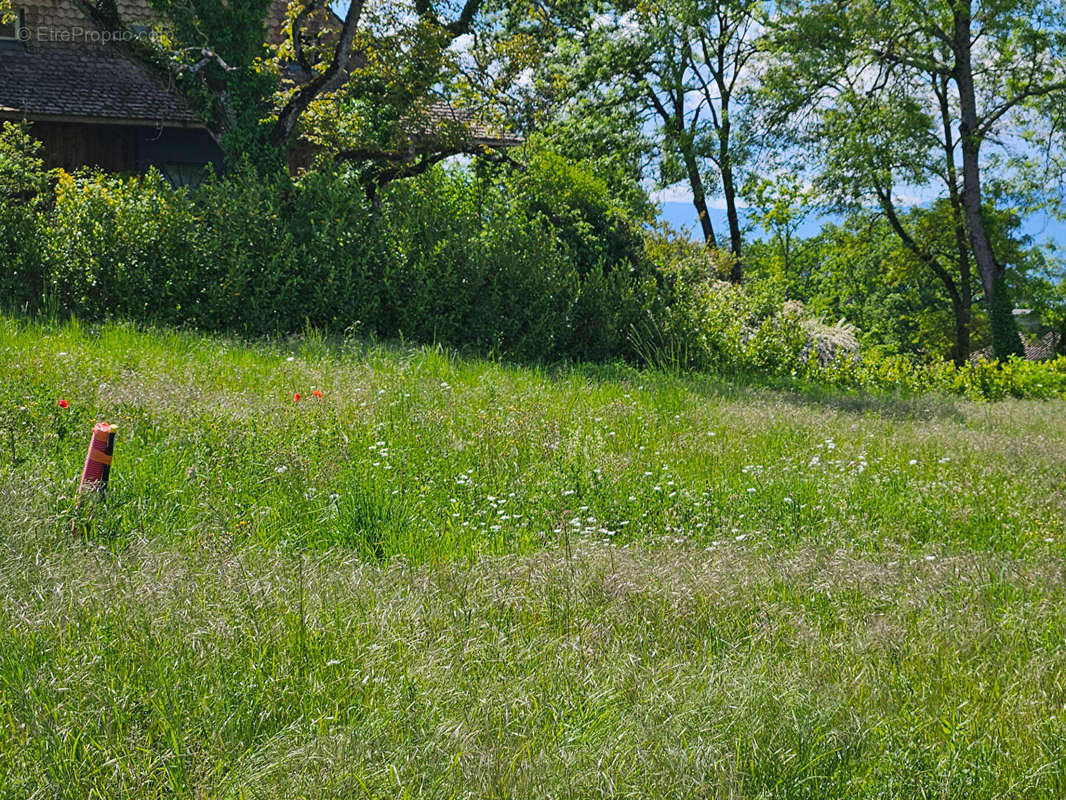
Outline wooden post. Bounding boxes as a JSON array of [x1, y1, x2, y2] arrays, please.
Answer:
[[77, 422, 116, 495]]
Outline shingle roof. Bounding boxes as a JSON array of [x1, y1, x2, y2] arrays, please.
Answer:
[[415, 101, 523, 148], [0, 43, 202, 125], [20, 0, 155, 32], [20, 0, 287, 39]]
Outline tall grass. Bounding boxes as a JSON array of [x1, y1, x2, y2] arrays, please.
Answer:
[[1, 315, 1065, 797]]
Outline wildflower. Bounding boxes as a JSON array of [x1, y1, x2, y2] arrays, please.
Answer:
[[293, 392, 301, 403], [57, 398, 69, 409], [312, 390, 323, 398]]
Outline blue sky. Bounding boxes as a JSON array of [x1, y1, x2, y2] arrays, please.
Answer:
[[657, 202, 1066, 254]]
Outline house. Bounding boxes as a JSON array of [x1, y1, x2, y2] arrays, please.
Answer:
[[0, 1, 519, 183], [0, 0, 227, 183]]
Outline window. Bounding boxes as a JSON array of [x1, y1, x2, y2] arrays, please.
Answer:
[[162, 162, 208, 189], [0, 9, 24, 41]]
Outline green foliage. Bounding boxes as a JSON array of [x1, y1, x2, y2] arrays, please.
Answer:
[[989, 274, 1026, 359], [378, 168, 578, 360], [0, 123, 50, 312], [506, 146, 650, 279], [40, 168, 382, 333], [636, 241, 808, 375], [810, 350, 1066, 401], [4, 118, 1062, 402], [151, 0, 279, 166], [372, 150, 663, 362], [0, 122, 50, 203], [6, 146, 661, 365]]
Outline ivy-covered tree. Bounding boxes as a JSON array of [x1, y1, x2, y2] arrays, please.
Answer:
[[69, 0, 506, 183]]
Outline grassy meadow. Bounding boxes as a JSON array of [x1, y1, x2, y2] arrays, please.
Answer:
[[2, 315, 1066, 798]]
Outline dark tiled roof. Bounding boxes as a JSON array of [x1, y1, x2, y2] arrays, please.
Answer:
[[0, 42, 201, 125], [21, 0, 155, 32], [415, 101, 523, 148], [21, 0, 287, 43], [1024, 332, 1062, 361]]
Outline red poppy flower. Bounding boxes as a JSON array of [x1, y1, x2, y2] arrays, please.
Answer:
[[293, 392, 301, 403], [312, 390, 323, 398], [58, 398, 69, 409]]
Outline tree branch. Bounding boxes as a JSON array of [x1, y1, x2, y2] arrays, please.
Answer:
[[976, 79, 1066, 138], [269, 0, 366, 150]]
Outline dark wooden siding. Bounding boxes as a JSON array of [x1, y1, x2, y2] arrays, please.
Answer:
[[33, 122, 139, 172], [29, 121, 224, 176]]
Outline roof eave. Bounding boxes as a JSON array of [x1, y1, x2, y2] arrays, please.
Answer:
[[471, 135, 523, 149], [0, 110, 209, 129]]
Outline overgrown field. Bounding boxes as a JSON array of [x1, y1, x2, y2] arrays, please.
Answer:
[[2, 316, 1066, 798]]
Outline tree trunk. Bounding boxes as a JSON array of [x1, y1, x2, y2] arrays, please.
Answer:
[[269, 0, 366, 151], [937, 74, 974, 365], [719, 105, 742, 282], [951, 299, 972, 366], [683, 148, 718, 250], [721, 159, 743, 282], [952, 3, 1022, 360]]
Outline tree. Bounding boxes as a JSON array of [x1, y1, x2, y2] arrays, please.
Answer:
[[71, 0, 276, 159], [71, 0, 500, 182], [744, 173, 817, 296], [551, 0, 764, 280], [765, 0, 1066, 360]]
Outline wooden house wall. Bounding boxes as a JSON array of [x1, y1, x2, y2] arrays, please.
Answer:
[[30, 121, 225, 177], [33, 122, 139, 172]]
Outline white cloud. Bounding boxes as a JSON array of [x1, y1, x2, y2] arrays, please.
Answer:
[[514, 67, 535, 91], [649, 185, 694, 204], [649, 184, 749, 209]]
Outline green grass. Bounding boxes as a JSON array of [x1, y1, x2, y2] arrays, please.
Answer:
[[2, 315, 1065, 798]]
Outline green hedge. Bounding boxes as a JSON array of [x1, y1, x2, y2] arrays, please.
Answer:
[[2, 120, 1063, 401], [5, 139, 660, 363], [812, 350, 1066, 400]]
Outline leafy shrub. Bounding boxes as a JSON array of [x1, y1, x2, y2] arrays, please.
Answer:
[[41, 168, 383, 334], [6, 141, 662, 364], [0, 123, 50, 312], [507, 148, 649, 281], [642, 245, 808, 376], [380, 169, 579, 359], [381, 164, 661, 362], [6, 128, 1064, 402], [808, 350, 1066, 400]]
